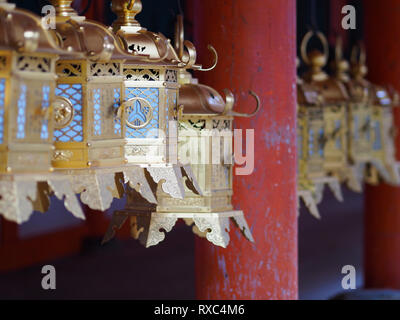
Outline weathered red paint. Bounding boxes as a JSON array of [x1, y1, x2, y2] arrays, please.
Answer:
[[364, 0, 400, 289], [189, 0, 298, 299]]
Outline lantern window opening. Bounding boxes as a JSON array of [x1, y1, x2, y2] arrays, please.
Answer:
[[40, 85, 51, 140], [113, 87, 122, 135], [93, 88, 102, 136], [16, 83, 27, 140], [125, 87, 159, 139], [373, 122, 382, 151], [54, 83, 84, 142]]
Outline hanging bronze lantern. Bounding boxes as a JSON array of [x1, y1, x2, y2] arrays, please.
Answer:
[[109, 0, 203, 201], [299, 31, 345, 205], [0, 0, 83, 223], [365, 67, 400, 185], [103, 14, 259, 248], [49, 0, 135, 211], [297, 57, 321, 219], [332, 39, 371, 192]]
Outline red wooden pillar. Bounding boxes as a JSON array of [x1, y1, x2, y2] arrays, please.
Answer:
[[189, 0, 298, 299], [364, 0, 400, 289]]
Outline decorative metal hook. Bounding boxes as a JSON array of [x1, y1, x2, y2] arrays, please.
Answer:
[[196, 45, 218, 72], [225, 91, 261, 118]]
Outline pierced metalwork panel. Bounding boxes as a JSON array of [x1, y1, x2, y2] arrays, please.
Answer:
[[56, 62, 83, 78], [0, 78, 5, 144], [213, 120, 232, 131], [125, 87, 159, 138], [90, 85, 122, 140], [17, 55, 51, 73], [165, 70, 177, 83], [54, 84, 83, 142], [124, 68, 160, 81], [90, 63, 121, 77]]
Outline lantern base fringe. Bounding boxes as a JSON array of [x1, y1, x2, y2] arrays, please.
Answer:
[[0, 163, 202, 225], [312, 176, 343, 204], [103, 210, 254, 248], [0, 173, 84, 224], [298, 189, 320, 219]]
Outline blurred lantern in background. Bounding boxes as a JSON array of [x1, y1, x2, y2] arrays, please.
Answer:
[[332, 38, 370, 192], [297, 57, 321, 219], [0, 0, 83, 223], [300, 31, 345, 206]]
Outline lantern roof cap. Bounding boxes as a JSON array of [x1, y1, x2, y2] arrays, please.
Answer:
[[297, 81, 323, 106], [111, 1, 205, 68], [49, 0, 143, 62], [180, 84, 261, 118], [0, 4, 75, 56], [180, 84, 230, 116]]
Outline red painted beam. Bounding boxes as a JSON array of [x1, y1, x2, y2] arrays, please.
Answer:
[[364, 0, 400, 289], [189, 0, 298, 299]]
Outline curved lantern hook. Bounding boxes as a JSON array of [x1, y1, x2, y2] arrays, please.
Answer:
[[223, 90, 261, 118], [179, 39, 197, 69], [300, 30, 329, 66], [196, 45, 218, 72], [222, 89, 235, 115]]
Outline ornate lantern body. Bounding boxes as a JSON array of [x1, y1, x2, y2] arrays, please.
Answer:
[[103, 15, 257, 248], [332, 42, 372, 192], [50, 1, 130, 170], [297, 75, 322, 218], [110, 0, 202, 201], [299, 31, 344, 205], [111, 0, 180, 166], [0, 0, 83, 223], [367, 85, 400, 185]]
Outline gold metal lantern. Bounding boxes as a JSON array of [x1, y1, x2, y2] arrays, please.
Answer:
[[49, 0, 135, 211], [103, 15, 258, 248], [48, 0, 194, 213], [332, 40, 371, 192], [367, 83, 400, 185], [298, 31, 344, 206], [0, 0, 83, 223], [297, 58, 321, 219], [110, 0, 203, 201]]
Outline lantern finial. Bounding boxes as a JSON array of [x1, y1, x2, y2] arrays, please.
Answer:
[[111, 0, 142, 31], [351, 42, 368, 80], [332, 37, 350, 83], [49, 0, 78, 18]]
